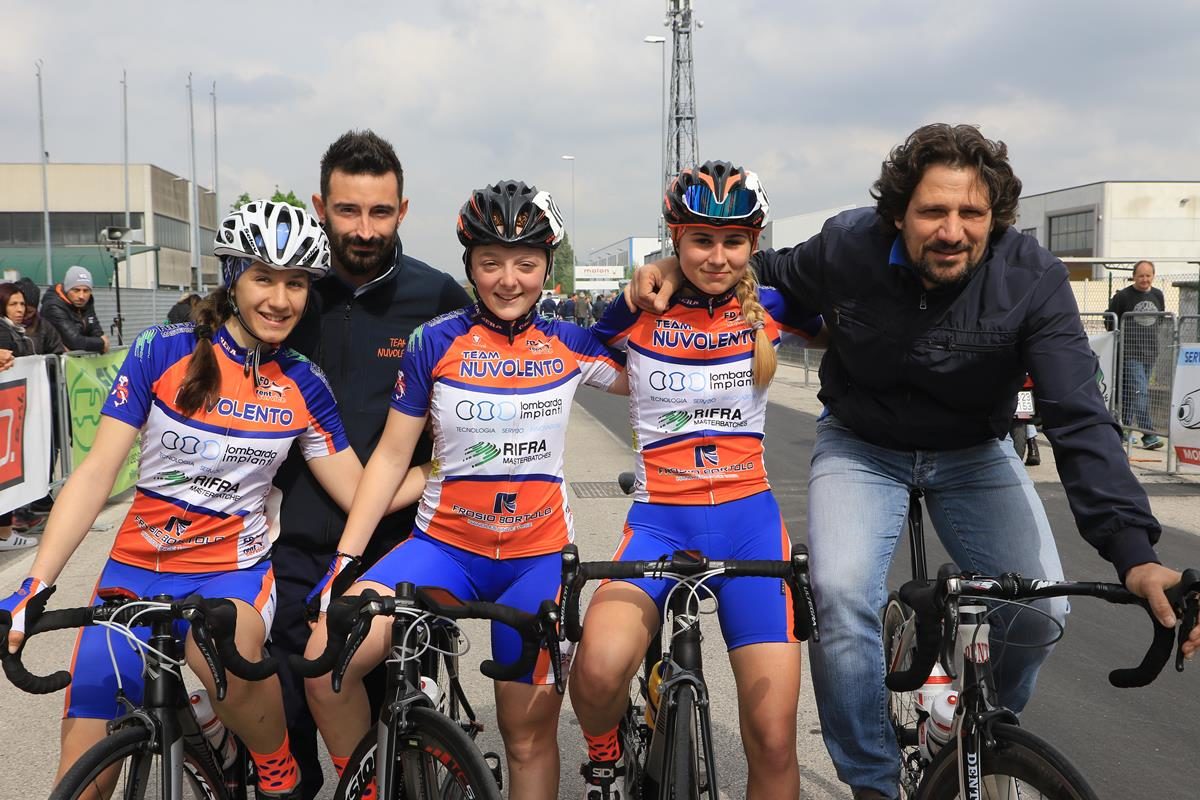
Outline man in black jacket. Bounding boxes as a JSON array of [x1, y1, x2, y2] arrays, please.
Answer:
[[39, 266, 108, 353], [270, 130, 470, 799], [631, 124, 1194, 800]]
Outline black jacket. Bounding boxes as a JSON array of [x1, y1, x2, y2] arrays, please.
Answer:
[[40, 284, 105, 352], [17, 279, 65, 355], [274, 242, 470, 558], [0, 318, 35, 357], [754, 207, 1160, 576]]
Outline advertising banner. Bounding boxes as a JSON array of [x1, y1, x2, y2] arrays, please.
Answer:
[[0, 356, 53, 513], [1088, 330, 1117, 409], [64, 348, 140, 496], [1170, 343, 1200, 469]]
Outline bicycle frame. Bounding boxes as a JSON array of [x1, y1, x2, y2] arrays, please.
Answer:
[[642, 577, 720, 799]]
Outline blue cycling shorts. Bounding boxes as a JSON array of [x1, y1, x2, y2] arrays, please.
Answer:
[[611, 490, 798, 650], [361, 532, 561, 685], [64, 558, 276, 720]]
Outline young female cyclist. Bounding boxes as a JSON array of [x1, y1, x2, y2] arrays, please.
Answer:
[[304, 180, 626, 800], [571, 161, 824, 800], [0, 201, 425, 799]]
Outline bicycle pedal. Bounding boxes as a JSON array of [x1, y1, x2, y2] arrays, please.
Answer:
[[483, 751, 503, 790]]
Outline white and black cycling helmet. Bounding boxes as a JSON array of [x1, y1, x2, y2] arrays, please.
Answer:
[[214, 200, 330, 288]]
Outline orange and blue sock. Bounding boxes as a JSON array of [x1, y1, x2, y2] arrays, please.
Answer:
[[585, 727, 621, 764], [250, 733, 300, 794]]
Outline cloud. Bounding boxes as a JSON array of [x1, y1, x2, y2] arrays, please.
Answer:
[[2, 0, 1199, 277]]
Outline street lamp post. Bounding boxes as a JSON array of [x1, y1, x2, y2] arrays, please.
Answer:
[[561, 154, 576, 253], [644, 35, 667, 254]]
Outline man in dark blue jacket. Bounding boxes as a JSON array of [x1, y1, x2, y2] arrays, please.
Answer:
[[271, 129, 469, 798], [631, 124, 1194, 800]]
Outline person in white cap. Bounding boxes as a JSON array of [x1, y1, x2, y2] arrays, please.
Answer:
[[39, 265, 108, 353]]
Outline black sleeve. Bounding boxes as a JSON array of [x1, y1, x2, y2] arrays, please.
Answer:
[[438, 276, 472, 313], [42, 302, 104, 352], [36, 322, 64, 355], [749, 231, 827, 318], [1104, 290, 1121, 330], [1022, 265, 1160, 578]]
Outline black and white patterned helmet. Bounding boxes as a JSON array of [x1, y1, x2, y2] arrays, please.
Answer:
[[214, 200, 330, 287]]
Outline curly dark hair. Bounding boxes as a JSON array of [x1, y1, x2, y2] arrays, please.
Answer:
[[871, 123, 1021, 234], [319, 129, 404, 202]]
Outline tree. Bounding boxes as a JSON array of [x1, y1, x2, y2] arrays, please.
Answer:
[[553, 233, 576, 294], [229, 188, 308, 212]]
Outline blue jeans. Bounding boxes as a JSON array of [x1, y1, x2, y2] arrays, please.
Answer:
[[806, 415, 1068, 796], [1121, 358, 1154, 431]]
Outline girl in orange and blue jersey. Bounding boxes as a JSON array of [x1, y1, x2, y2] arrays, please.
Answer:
[[304, 181, 626, 800], [0, 202, 424, 799], [571, 161, 824, 800]]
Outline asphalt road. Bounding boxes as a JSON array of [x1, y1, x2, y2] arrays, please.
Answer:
[[577, 386, 1200, 800]]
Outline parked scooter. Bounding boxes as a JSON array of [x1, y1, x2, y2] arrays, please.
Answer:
[[1011, 375, 1041, 466]]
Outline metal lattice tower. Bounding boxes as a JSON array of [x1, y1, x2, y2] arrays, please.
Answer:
[[666, 0, 699, 189]]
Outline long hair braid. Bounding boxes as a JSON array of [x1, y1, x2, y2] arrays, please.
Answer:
[[734, 266, 776, 387], [176, 288, 233, 417]]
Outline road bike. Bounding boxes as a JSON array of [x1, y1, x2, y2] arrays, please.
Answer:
[[1, 589, 277, 800], [294, 582, 562, 800], [883, 490, 1200, 799], [559, 543, 819, 799]]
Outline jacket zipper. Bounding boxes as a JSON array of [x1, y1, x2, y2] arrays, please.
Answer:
[[919, 292, 927, 310]]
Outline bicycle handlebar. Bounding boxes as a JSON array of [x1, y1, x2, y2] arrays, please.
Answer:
[[291, 583, 562, 693], [558, 543, 819, 644], [884, 565, 1200, 693], [0, 595, 277, 699]]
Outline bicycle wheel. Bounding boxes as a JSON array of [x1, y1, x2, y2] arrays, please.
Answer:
[[667, 684, 701, 800], [918, 723, 1099, 800], [883, 594, 925, 798], [50, 724, 229, 800], [336, 708, 499, 800]]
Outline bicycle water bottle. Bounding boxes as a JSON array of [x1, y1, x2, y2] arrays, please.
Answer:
[[920, 691, 958, 759], [189, 689, 237, 768], [914, 661, 952, 717], [418, 675, 442, 708], [644, 660, 666, 727]]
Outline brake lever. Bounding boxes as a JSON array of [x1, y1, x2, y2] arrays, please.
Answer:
[[184, 602, 229, 701], [539, 600, 565, 695], [332, 601, 380, 694], [1173, 571, 1200, 673]]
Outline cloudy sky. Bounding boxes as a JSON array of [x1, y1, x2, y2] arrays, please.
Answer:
[[2, 0, 1199, 280]]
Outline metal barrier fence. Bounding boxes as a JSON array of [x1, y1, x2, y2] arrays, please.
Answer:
[[1115, 313, 1176, 455], [777, 342, 824, 385]]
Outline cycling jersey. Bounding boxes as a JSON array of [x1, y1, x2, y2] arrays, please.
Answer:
[[591, 286, 820, 504], [390, 305, 621, 558], [101, 324, 349, 573]]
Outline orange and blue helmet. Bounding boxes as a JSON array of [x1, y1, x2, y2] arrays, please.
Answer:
[[663, 160, 770, 233]]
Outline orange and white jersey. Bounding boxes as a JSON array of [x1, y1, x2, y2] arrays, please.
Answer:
[[592, 286, 821, 505], [390, 306, 621, 559], [102, 324, 348, 573]]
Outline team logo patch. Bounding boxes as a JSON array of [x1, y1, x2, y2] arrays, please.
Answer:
[[393, 369, 406, 398], [164, 516, 192, 535], [657, 410, 690, 432], [694, 444, 718, 467], [153, 469, 190, 486], [525, 339, 553, 354], [111, 375, 130, 407], [465, 442, 500, 467], [493, 492, 518, 514]]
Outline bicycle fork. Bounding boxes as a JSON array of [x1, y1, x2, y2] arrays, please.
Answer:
[[950, 602, 1014, 800], [644, 592, 719, 797]]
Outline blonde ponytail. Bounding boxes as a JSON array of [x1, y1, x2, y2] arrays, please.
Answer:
[[736, 267, 776, 387]]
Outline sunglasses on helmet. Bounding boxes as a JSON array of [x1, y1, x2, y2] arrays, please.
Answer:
[[682, 183, 760, 220]]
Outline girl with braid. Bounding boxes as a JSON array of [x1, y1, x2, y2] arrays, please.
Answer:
[[572, 162, 824, 800], [0, 201, 425, 799]]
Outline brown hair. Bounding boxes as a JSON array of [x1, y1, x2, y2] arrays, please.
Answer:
[[320, 129, 404, 201], [871, 123, 1021, 235], [0, 284, 23, 321], [175, 289, 232, 416], [734, 266, 777, 387]]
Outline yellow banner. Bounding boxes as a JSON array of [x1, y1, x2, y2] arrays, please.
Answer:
[[64, 347, 140, 497]]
